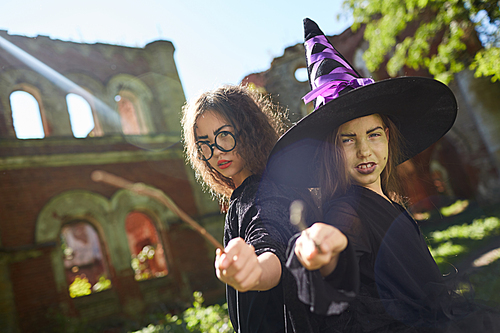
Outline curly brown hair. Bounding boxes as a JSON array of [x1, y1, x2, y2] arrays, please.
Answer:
[[318, 114, 407, 205], [181, 84, 289, 204]]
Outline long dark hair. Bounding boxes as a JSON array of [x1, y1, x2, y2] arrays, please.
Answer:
[[318, 114, 407, 205], [181, 84, 289, 203]]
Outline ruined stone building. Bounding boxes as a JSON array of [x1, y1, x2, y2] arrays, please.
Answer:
[[0, 32, 225, 332], [2, 21, 500, 333], [244, 26, 500, 213]]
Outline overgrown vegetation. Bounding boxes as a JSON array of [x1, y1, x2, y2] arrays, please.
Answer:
[[130, 201, 500, 332], [68, 275, 112, 298], [427, 216, 500, 269], [129, 292, 233, 333], [420, 201, 500, 304], [343, 0, 500, 83]]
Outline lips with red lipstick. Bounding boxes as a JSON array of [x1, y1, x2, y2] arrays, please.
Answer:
[[355, 162, 376, 174], [218, 160, 232, 169]]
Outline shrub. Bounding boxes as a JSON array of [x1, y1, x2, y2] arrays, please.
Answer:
[[130, 292, 233, 333]]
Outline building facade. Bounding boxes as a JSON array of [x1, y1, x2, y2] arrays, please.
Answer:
[[0, 32, 224, 332]]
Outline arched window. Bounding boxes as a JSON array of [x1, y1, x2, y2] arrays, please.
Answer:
[[60, 221, 112, 298], [66, 93, 95, 138], [10, 90, 45, 139], [115, 92, 144, 135], [125, 211, 168, 281]]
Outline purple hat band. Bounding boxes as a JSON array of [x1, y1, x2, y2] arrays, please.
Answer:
[[302, 35, 374, 107]]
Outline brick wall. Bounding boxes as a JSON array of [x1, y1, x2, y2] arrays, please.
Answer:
[[1, 158, 224, 332]]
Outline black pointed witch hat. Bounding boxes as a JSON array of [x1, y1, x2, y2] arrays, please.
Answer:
[[266, 18, 457, 188]]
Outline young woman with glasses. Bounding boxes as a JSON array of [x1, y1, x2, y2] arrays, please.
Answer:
[[181, 84, 314, 332]]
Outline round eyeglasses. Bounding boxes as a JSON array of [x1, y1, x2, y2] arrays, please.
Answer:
[[196, 131, 236, 161]]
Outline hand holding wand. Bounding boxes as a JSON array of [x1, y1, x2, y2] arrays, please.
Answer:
[[90, 170, 223, 249], [290, 200, 322, 253]]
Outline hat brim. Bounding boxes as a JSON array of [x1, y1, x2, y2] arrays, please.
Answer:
[[266, 76, 457, 188]]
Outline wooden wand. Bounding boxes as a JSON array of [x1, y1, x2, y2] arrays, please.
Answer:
[[90, 170, 223, 250]]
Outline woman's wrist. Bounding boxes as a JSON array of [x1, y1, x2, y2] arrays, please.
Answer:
[[319, 253, 340, 277], [254, 252, 282, 291]]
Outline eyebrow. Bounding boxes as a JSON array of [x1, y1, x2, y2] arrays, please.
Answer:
[[341, 126, 384, 137], [196, 124, 232, 140]]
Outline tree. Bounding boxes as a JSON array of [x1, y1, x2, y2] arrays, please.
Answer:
[[343, 0, 500, 83]]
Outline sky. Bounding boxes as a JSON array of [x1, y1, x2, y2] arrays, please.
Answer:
[[0, 0, 353, 137], [1, 0, 352, 99]]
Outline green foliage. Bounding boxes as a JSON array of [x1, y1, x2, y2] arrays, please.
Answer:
[[430, 216, 500, 241], [429, 241, 466, 265], [343, 0, 500, 83], [130, 319, 188, 333], [129, 292, 233, 333], [92, 275, 112, 292], [439, 199, 469, 217], [69, 276, 92, 298], [183, 292, 233, 333], [68, 274, 112, 298], [470, 47, 500, 81], [427, 216, 500, 271], [132, 245, 165, 281]]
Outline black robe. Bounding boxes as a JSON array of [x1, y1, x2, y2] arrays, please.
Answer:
[[287, 185, 500, 332], [225, 175, 320, 333]]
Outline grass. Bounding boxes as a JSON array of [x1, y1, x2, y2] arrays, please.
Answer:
[[426, 216, 500, 269], [419, 199, 500, 305], [129, 199, 500, 333]]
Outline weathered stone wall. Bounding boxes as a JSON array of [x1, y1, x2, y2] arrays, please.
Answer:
[[0, 31, 185, 137], [0, 32, 224, 333]]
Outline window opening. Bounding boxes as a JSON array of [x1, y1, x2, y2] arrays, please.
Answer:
[[61, 221, 112, 298], [10, 90, 44, 139], [66, 93, 95, 138], [294, 67, 308, 82], [125, 211, 168, 281], [115, 94, 142, 135]]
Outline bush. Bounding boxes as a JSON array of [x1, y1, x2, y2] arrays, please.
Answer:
[[130, 292, 233, 333]]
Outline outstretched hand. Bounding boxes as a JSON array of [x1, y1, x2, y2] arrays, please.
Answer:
[[294, 222, 348, 276], [215, 237, 263, 292]]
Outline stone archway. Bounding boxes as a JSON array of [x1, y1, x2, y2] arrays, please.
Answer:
[[35, 188, 184, 318]]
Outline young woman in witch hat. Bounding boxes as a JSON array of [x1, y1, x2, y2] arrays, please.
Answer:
[[182, 84, 318, 332], [266, 18, 500, 332]]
